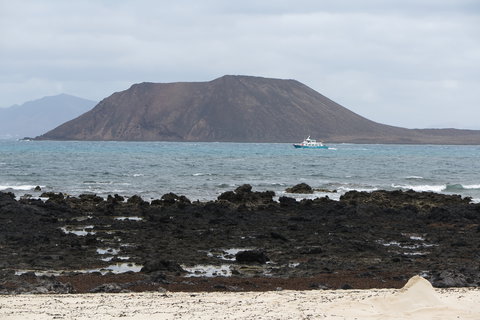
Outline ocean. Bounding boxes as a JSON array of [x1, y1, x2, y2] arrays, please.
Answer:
[[1, 140, 480, 202]]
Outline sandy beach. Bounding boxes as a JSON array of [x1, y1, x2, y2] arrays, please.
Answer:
[[0, 276, 478, 319]]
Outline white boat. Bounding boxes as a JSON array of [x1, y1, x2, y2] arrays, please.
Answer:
[[293, 136, 329, 149]]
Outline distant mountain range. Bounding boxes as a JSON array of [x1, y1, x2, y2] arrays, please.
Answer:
[[0, 94, 96, 139], [36, 76, 480, 144]]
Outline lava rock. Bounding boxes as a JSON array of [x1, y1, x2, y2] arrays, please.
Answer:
[[141, 260, 185, 273], [235, 250, 269, 264], [285, 183, 313, 194], [341, 283, 353, 290], [160, 193, 191, 205], [279, 196, 297, 206], [90, 283, 125, 293], [218, 184, 275, 205], [127, 195, 146, 205], [430, 271, 470, 287]]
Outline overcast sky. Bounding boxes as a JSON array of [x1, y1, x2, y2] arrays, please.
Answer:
[[1, 0, 479, 129]]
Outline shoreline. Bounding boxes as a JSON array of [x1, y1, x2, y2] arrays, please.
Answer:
[[1, 185, 479, 294], [1, 277, 479, 319]]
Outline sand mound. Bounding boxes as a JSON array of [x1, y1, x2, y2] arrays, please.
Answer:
[[397, 275, 442, 305], [371, 275, 444, 315]]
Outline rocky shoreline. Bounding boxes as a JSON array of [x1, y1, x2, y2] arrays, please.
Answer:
[[1, 185, 479, 294]]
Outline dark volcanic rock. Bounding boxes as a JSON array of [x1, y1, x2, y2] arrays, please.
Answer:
[[1, 188, 480, 292], [218, 184, 275, 205], [159, 193, 191, 205], [285, 183, 314, 194], [235, 250, 269, 264], [90, 283, 126, 293], [141, 260, 185, 274], [278, 196, 297, 206], [0, 274, 74, 294], [127, 195, 146, 205], [430, 270, 473, 288], [340, 189, 471, 210]]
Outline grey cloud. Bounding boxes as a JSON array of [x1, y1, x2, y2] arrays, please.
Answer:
[[1, 1, 479, 129]]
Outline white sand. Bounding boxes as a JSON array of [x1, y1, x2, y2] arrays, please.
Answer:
[[0, 276, 478, 319]]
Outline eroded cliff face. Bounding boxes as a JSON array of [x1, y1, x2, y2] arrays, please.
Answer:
[[37, 75, 480, 144]]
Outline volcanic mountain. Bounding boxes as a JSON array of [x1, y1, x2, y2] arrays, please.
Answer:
[[37, 75, 480, 144], [0, 94, 96, 140]]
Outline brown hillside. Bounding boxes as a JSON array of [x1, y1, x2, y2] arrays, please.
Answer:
[[37, 75, 480, 144]]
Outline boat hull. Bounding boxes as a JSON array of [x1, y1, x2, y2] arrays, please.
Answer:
[[293, 144, 329, 149]]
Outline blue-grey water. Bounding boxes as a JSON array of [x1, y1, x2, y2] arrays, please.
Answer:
[[1, 140, 480, 202]]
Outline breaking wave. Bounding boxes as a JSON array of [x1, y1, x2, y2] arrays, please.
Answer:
[[392, 183, 480, 193], [444, 184, 480, 192], [0, 184, 39, 191]]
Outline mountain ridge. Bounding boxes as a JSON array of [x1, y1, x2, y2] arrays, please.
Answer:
[[37, 76, 480, 144], [0, 94, 96, 139]]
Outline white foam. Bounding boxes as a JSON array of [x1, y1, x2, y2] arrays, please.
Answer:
[[101, 257, 114, 262], [96, 248, 120, 255], [60, 225, 96, 236], [73, 263, 143, 275], [409, 235, 425, 241], [337, 186, 379, 193], [403, 251, 429, 256], [392, 184, 445, 193], [83, 181, 113, 185], [114, 216, 143, 221], [73, 216, 93, 222], [0, 184, 38, 191], [208, 248, 255, 261], [14, 263, 143, 276], [463, 184, 480, 189], [183, 264, 232, 277]]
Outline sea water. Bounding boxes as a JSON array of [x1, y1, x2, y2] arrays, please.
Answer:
[[1, 140, 480, 202]]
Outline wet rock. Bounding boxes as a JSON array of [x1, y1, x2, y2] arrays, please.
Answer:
[[1, 188, 479, 292], [127, 195, 146, 205], [315, 188, 337, 193], [341, 283, 353, 290], [430, 271, 470, 287], [235, 250, 269, 264], [285, 183, 313, 194], [300, 247, 323, 254], [235, 184, 253, 194], [340, 189, 471, 210], [160, 193, 191, 205], [309, 283, 329, 290], [218, 184, 275, 205], [270, 232, 289, 242], [90, 283, 125, 293], [40, 192, 65, 202], [78, 194, 104, 204], [2, 275, 75, 294], [279, 196, 297, 207], [213, 284, 227, 290], [148, 272, 169, 284], [141, 260, 185, 274], [0, 192, 16, 206], [113, 194, 125, 202], [157, 287, 168, 293]]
